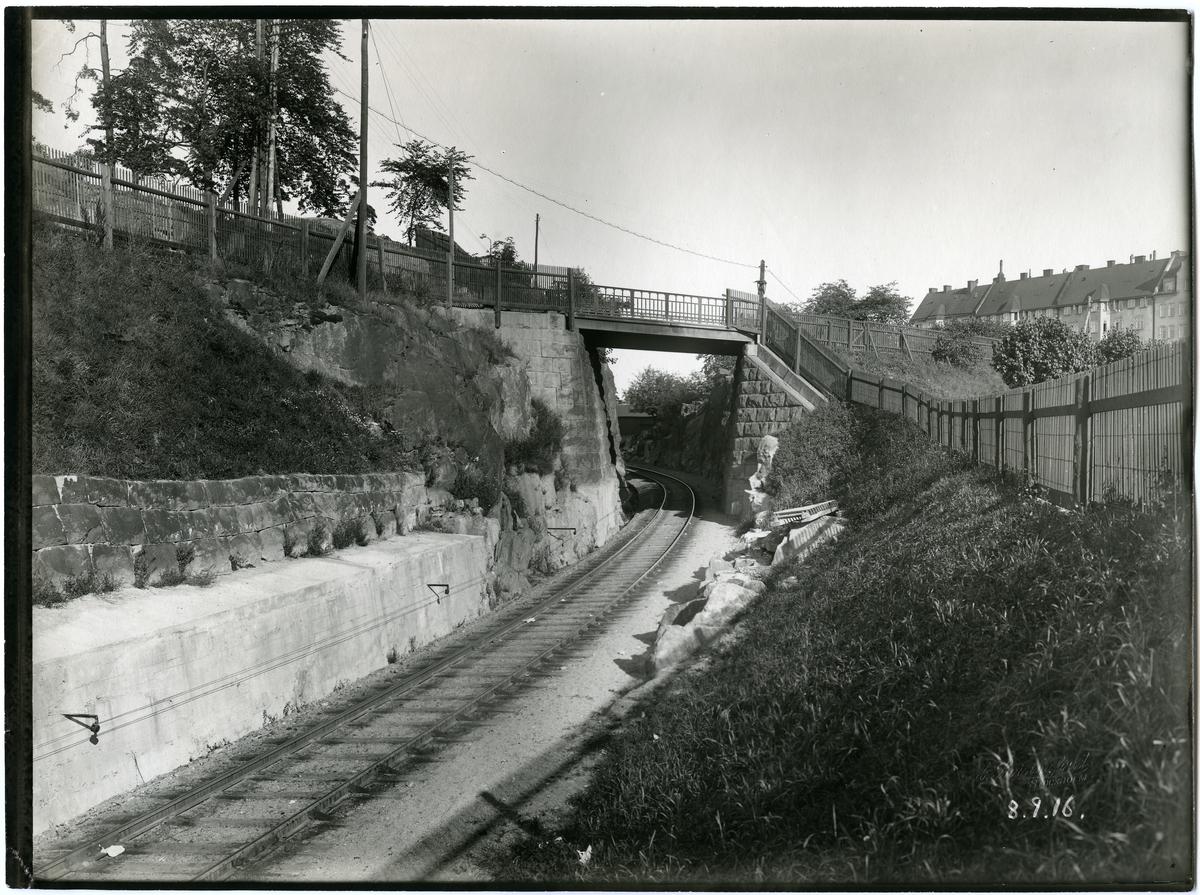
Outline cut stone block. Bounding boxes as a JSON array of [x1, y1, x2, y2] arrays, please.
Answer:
[[227, 533, 263, 569], [100, 507, 146, 546], [33, 545, 93, 584], [32, 506, 67, 550], [57, 504, 105, 545], [32, 476, 60, 507], [182, 538, 231, 577], [58, 475, 129, 507], [91, 544, 135, 588], [258, 526, 287, 562], [134, 544, 179, 586]]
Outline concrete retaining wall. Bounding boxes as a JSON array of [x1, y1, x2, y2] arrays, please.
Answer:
[[32, 471, 428, 587], [32, 533, 489, 835]]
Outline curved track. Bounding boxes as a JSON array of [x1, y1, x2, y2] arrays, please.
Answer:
[[37, 466, 694, 883]]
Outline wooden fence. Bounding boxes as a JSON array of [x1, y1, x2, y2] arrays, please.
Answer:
[[785, 309, 996, 359], [782, 317, 1191, 508]]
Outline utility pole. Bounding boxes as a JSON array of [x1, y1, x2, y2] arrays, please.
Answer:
[[533, 213, 540, 280], [249, 19, 264, 216], [99, 18, 113, 250], [757, 260, 767, 300], [265, 19, 279, 220], [447, 160, 455, 308], [353, 18, 369, 297]]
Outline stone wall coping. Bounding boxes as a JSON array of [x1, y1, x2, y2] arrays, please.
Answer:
[[33, 532, 480, 666], [32, 471, 422, 508]]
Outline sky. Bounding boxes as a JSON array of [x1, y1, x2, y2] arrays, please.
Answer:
[[30, 15, 1192, 396]]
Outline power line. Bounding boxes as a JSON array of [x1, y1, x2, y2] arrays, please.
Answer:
[[768, 267, 802, 303], [331, 86, 755, 270]]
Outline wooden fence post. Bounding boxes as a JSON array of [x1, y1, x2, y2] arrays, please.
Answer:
[[567, 269, 576, 332], [300, 220, 310, 274], [206, 189, 218, 260], [725, 290, 734, 329], [1073, 375, 1091, 504], [495, 261, 503, 329], [846, 368, 854, 403], [100, 163, 114, 250], [972, 399, 980, 464], [1022, 390, 1033, 477], [995, 396, 1003, 472], [877, 377, 885, 410], [377, 239, 388, 293]]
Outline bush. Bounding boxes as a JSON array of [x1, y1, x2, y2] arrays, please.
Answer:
[[450, 466, 501, 511], [767, 402, 961, 521], [991, 318, 1095, 388], [932, 318, 1010, 368], [505, 398, 564, 474], [1094, 328, 1145, 365]]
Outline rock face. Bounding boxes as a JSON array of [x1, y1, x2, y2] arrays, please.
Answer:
[[627, 374, 735, 482], [223, 286, 626, 607]]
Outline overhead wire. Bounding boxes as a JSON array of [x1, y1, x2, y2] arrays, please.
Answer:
[[768, 267, 802, 303], [329, 84, 755, 270]]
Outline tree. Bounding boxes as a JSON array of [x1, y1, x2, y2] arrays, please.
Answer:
[[802, 280, 857, 317], [698, 354, 735, 386], [1095, 328, 1145, 365], [623, 368, 708, 420], [371, 140, 473, 246], [991, 318, 1096, 388], [931, 318, 1010, 368], [856, 282, 911, 324], [482, 235, 520, 267], [90, 19, 357, 214]]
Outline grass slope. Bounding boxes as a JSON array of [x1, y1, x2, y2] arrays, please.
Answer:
[[498, 412, 1192, 885], [32, 219, 417, 479], [839, 346, 1009, 399]]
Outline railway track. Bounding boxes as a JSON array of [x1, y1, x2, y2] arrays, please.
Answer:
[[36, 466, 695, 883]]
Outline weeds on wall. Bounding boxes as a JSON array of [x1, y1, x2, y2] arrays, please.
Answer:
[[505, 398, 565, 475], [450, 466, 501, 511], [32, 569, 117, 608]]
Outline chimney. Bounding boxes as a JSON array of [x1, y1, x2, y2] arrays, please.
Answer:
[[1152, 250, 1157, 260], [1020, 272, 1028, 280], [943, 285, 952, 293], [1134, 255, 1146, 263], [968, 279, 978, 290], [1075, 264, 1090, 271], [1043, 268, 1054, 277], [928, 286, 937, 294], [1107, 260, 1116, 267]]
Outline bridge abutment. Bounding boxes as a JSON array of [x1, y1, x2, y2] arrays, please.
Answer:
[[722, 347, 825, 516]]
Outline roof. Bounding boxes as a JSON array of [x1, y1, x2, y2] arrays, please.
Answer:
[[911, 254, 1181, 323]]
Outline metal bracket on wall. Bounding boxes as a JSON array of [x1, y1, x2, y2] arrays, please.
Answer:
[[427, 584, 450, 604], [63, 713, 101, 746]]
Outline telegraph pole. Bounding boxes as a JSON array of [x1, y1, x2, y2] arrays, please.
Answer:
[[757, 260, 766, 300], [353, 18, 369, 297], [533, 213, 540, 279], [265, 19, 279, 220], [447, 161, 455, 308]]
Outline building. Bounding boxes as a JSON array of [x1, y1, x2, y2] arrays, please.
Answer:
[[910, 252, 1191, 343]]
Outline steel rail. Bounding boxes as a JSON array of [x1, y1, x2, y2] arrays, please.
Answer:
[[39, 468, 693, 883]]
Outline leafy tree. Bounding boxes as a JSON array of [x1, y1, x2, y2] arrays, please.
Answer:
[[802, 280, 857, 317], [372, 140, 473, 246], [32, 90, 55, 115], [89, 19, 357, 214], [991, 318, 1095, 388], [623, 368, 708, 420], [1095, 328, 1146, 365], [931, 318, 1010, 368], [698, 354, 736, 386], [856, 282, 911, 324], [482, 235, 520, 267]]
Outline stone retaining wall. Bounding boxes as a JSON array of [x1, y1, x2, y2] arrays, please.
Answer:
[[32, 472, 427, 588], [722, 352, 822, 516]]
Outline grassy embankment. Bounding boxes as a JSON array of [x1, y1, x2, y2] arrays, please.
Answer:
[[839, 345, 1009, 399], [497, 403, 1192, 885], [31, 217, 418, 480]]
